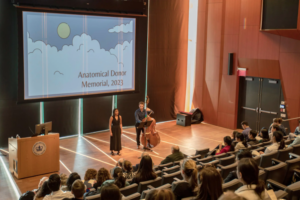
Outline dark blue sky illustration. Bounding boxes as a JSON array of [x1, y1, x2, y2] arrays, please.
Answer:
[[23, 12, 135, 51]]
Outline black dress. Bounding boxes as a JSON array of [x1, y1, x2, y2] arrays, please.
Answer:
[[110, 116, 122, 151]]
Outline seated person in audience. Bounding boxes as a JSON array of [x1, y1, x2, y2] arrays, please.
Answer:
[[235, 158, 268, 200], [100, 183, 122, 200], [235, 133, 247, 151], [20, 191, 35, 200], [172, 159, 198, 200], [259, 131, 285, 155], [62, 180, 85, 200], [98, 167, 129, 192], [288, 134, 300, 147], [43, 174, 74, 200], [65, 173, 81, 192], [257, 128, 270, 143], [269, 124, 283, 139], [277, 118, 286, 136], [247, 130, 259, 146], [218, 191, 247, 200], [223, 150, 252, 183], [288, 120, 300, 140], [134, 152, 150, 170], [34, 181, 51, 200], [93, 168, 112, 190], [145, 188, 175, 200], [268, 118, 279, 133], [122, 160, 137, 179], [193, 166, 223, 200], [83, 168, 97, 189], [60, 173, 68, 191], [215, 136, 235, 155], [131, 155, 157, 184], [160, 145, 184, 164], [231, 131, 239, 141], [116, 158, 124, 169], [241, 121, 251, 142]]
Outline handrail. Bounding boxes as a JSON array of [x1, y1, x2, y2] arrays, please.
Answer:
[[283, 117, 300, 122]]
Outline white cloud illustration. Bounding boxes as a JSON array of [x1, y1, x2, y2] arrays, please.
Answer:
[[108, 21, 133, 33]]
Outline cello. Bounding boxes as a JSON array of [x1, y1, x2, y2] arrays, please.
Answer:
[[141, 96, 161, 148]]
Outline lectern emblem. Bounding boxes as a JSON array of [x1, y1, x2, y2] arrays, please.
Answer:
[[32, 141, 46, 156]]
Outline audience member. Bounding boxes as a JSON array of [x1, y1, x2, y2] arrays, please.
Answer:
[[288, 120, 300, 140], [268, 118, 279, 133], [98, 167, 129, 192], [19, 191, 35, 200], [223, 150, 252, 183], [34, 181, 51, 200], [288, 134, 300, 147], [247, 130, 259, 146], [259, 131, 285, 155], [116, 158, 124, 169], [62, 180, 85, 200], [131, 155, 157, 184], [160, 145, 184, 164], [145, 189, 175, 200], [93, 168, 112, 190], [123, 160, 137, 179], [235, 158, 268, 200], [215, 136, 234, 155], [44, 174, 74, 200], [231, 131, 239, 141], [218, 191, 247, 200], [241, 121, 251, 142], [257, 128, 270, 143], [60, 173, 68, 188], [65, 172, 81, 191], [100, 184, 122, 200], [269, 124, 282, 139], [172, 159, 198, 200], [194, 166, 223, 200], [235, 133, 247, 151], [83, 168, 97, 189], [277, 118, 286, 136], [37, 177, 48, 189]]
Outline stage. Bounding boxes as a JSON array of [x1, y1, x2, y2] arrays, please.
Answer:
[[0, 121, 233, 198]]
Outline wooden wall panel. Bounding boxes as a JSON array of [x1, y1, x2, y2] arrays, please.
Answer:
[[258, 32, 280, 60], [240, 0, 261, 26], [238, 26, 259, 58]]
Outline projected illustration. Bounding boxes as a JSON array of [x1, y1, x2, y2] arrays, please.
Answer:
[[23, 12, 135, 100]]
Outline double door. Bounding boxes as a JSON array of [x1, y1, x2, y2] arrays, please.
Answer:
[[237, 77, 289, 131]]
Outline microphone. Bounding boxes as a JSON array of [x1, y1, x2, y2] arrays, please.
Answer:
[[29, 126, 35, 135]]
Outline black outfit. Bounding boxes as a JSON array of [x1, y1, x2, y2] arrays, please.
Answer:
[[247, 138, 259, 146], [134, 108, 153, 146], [172, 181, 197, 200], [110, 116, 122, 151], [223, 171, 238, 183], [160, 151, 185, 164]]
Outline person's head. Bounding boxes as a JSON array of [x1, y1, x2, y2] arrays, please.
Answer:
[[298, 120, 300, 128], [100, 184, 122, 200], [35, 181, 51, 198], [172, 145, 180, 154], [272, 124, 280, 133], [96, 168, 112, 185], [223, 136, 235, 151], [48, 174, 61, 192], [66, 172, 81, 191], [248, 130, 257, 140], [236, 132, 244, 142], [84, 168, 97, 181], [232, 131, 239, 140], [71, 180, 85, 199], [218, 191, 247, 200], [277, 118, 283, 124], [113, 108, 119, 117], [112, 167, 126, 188], [273, 118, 279, 125], [117, 158, 124, 168], [236, 149, 252, 161], [272, 131, 285, 149], [135, 155, 156, 183], [139, 101, 145, 110], [145, 189, 175, 200], [59, 173, 68, 186], [123, 160, 133, 172], [19, 191, 35, 200], [241, 121, 249, 129], [181, 159, 198, 190], [237, 158, 265, 198], [196, 166, 223, 200], [260, 127, 269, 140]]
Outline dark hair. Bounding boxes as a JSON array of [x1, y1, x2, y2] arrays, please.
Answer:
[[123, 160, 133, 172], [19, 191, 35, 200], [134, 155, 157, 184], [96, 168, 112, 186], [232, 131, 239, 140], [260, 128, 269, 141], [112, 167, 126, 188], [241, 121, 248, 126], [273, 118, 279, 123], [145, 189, 175, 200], [48, 174, 61, 192], [84, 168, 97, 181], [139, 101, 145, 105], [35, 181, 51, 198], [236, 132, 247, 147], [66, 172, 81, 191], [272, 124, 280, 131], [277, 118, 283, 124], [249, 130, 257, 138], [237, 158, 265, 198], [100, 183, 122, 200], [273, 131, 285, 150], [112, 108, 119, 117], [224, 136, 235, 151], [72, 180, 85, 198], [237, 150, 252, 160], [195, 167, 223, 200]]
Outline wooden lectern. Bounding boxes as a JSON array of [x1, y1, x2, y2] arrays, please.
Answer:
[[8, 133, 60, 179]]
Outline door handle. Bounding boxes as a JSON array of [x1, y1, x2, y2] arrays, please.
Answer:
[[242, 107, 256, 111]]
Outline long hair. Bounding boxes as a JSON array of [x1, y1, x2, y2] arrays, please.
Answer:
[[273, 131, 285, 150], [181, 159, 198, 192], [195, 167, 223, 200], [112, 167, 126, 188], [236, 132, 247, 147], [96, 168, 112, 185], [84, 168, 97, 181], [66, 172, 81, 191], [135, 155, 157, 183], [100, 184, 122, 200], [237, 158, 265, 198], [260, 128, 269, 141], [35, 181, 51, 198], [232, 131, 239, 140], [112, 108, 119, 117], [145, 189, 175, 200], [224, 136, 235, 151]]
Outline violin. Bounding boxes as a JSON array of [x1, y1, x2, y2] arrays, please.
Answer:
[[141, 96, 161, 148]]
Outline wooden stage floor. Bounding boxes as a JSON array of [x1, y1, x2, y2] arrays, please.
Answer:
[[0, 121, 233, 198]]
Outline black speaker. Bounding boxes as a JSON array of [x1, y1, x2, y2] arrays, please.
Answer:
[[176, 113, 191, 127], [228, 53, 234, 75]]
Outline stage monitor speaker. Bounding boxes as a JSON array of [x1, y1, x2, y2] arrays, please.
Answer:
[[176, 114, 191, 127], [228, 53, 234, 75]]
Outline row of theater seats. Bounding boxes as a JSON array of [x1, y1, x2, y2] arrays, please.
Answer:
[[84, 141, 300, 200]]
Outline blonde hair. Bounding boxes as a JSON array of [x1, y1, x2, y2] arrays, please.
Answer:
[[181, 159, 198, 191], [145, 188, 175, 200], [59, 173, 68, 186]]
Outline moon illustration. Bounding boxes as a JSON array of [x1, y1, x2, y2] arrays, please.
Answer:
[[57, 23, 70, 39]]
